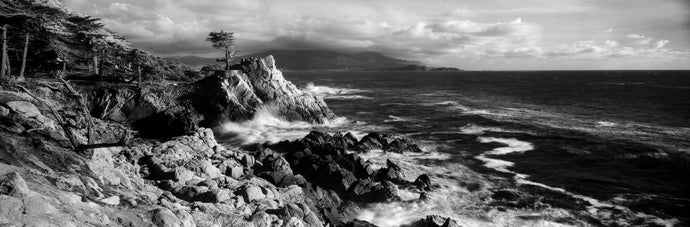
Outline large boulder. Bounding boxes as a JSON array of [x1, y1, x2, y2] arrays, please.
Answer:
[[190, 56, 335, 126]]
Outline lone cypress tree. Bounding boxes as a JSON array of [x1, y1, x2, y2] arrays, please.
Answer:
[[206, 30, 239, 70]]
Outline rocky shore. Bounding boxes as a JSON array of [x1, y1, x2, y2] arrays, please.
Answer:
[[0, 56, 458, 226]]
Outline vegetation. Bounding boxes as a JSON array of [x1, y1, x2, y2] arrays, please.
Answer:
[[206, 30, 239, 70], [0, 0, 196, 83]]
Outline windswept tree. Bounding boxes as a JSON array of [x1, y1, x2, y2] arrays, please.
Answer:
[[206, 30, 239, 70]]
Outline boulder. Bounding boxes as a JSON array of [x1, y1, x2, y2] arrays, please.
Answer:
[[413, 174, 432, 191], [406, 215, 461, 227], [238, 185, 266, 202], [345, 219, 379, 227], [100, 195, 120, 206], [266, 156, 293, 175], [0, 172, 32, 198], [374, 159, 407, 184], [346, 179, 400, 203], [151, 208, 182, 227], [357, 132, 388, 151], [191, 56, 335, 126], [384, 138, 423, 153]]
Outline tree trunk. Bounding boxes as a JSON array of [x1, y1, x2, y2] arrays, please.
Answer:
[[137, 65, 141, 88], [93, 55, 99, 75], [224, 46, 230, 70], [19, 32, 28, 80], [1, 25, 7, 78]]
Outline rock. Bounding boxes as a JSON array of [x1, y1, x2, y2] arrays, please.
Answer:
[[407, 215, 461, 227], [134, 106, 202, 139], [100, 195, 120, 206], [197, 179, 218, 190], [5, 101, 41, 118], [413, 174, 432, 191], [345, 219, 378, 227], [171, 185, 208, 202], [374, 159, 407, 184], [238, 185, 265, 202], [384, 138, 423, 153], [346, 179, 400, 203], [229, 166, 244, 179], [173, 209, 196, 227], [151, 208, 182, 227], [267, 156, 293, 175], [196, 188, 232, 203], [357, 132, 387, 151], [0, 106, 9, 117], [240, 154, 256, 168], [173, 168, 195, 183], [198, 160, 222, 179], [191, 56, 335, 126], [260, 171, 288, 186], [0, 172, 32, 197]]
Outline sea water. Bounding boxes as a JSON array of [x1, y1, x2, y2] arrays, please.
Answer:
[[219, 70, 690, 226]]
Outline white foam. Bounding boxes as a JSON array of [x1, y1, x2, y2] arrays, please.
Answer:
[[357, 145, 573, 227], [596, 121, 617, 127], [474, 137, 678, 226], [384, 115, 421, 123], [459, 125, 506, 134], [219, 107, 347, 145], [302, 82, 369, 99]]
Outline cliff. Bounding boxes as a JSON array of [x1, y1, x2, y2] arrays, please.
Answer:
[[88, 55, 334, 138]]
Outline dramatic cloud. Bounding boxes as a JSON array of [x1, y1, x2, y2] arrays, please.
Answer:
[[64, 0, 690, 70]]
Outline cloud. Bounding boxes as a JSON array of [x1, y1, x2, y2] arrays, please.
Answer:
[[62, 0, 690, 69], [627, 34, 645, 39]]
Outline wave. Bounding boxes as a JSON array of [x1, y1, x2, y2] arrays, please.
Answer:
[[596, 121, 617, 127], [428, 101, 511, 117], [302, 82, 370, 99], [458, 124, 506, 134], [218, 107, 348, 145], [473, 137, 679, 226], [355, 140, 578, 227], [384, 115, 423, 123], [475, 137, 533, 174]]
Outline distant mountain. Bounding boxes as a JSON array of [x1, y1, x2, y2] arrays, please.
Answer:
[[165, 50, 459, 71]]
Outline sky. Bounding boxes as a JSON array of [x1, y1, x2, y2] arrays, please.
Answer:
[[63, 0, 690, 70]]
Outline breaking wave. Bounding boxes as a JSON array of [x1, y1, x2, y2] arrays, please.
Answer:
[[218, 107, 348, 145], [303, 82, 371, 100], [355, 140, 578, 227]]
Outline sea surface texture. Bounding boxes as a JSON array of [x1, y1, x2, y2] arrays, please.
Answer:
[[219, 70, 690, 226]]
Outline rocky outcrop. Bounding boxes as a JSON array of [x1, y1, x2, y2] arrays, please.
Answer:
[[88, 55, 335, 138], [190, 56, 334, 126], [0, 54, 433, 226], [405, 215, 462, 227]]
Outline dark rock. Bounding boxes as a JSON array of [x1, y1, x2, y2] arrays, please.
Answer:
[[345, 219, 379, 227], [195, 188, 231, 203], [384, 138, 423, 153], [133, 106, 202, 139], [346, 179, 400, 203], [266, 156, 293, 175], [171, 185, 208, 202], [357, 133, 387, 151], [406, 215, 461, 227], [413, 174, 432, 191], [374, 159, 407, 184]]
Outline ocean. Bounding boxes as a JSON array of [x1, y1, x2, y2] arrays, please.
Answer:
[[218, 70, 690, 226]]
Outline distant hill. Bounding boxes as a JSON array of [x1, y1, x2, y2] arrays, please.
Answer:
[[165, 50, 459, 71]]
